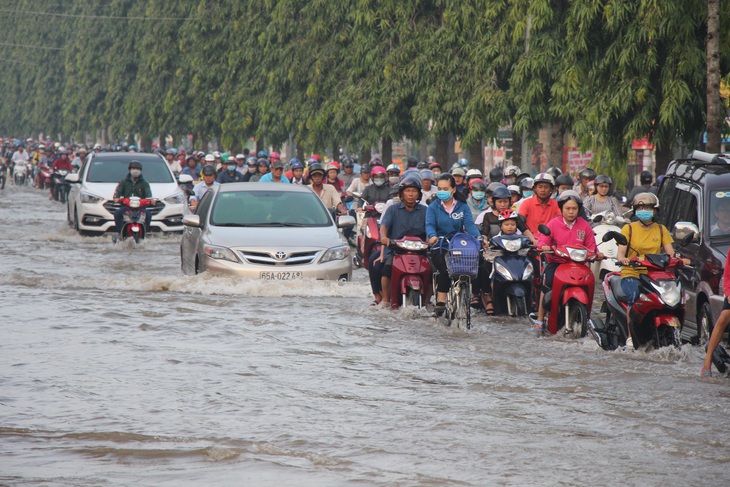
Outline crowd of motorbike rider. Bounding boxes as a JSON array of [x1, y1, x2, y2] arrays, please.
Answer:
[[2, 137, 728, 378]]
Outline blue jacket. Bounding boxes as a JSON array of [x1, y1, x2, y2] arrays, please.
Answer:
[[426, 199, 481, 239]]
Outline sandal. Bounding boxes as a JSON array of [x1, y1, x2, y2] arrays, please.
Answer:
[[432, 302, 446, 318], [470, 296, 481, 308], [701, 367, 712, 378], [482, 295, 495, 315], [370, 300, 380, 307]]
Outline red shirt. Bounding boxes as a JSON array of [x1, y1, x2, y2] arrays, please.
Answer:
[[517, 195, 560, 236], [51, 158, 74, 171]]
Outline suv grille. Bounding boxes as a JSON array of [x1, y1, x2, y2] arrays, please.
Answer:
[[238, 250, 319, 266], [103, 200, 165, 216]]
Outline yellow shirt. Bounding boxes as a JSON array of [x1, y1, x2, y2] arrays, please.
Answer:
[[620, 221, 673, 279]]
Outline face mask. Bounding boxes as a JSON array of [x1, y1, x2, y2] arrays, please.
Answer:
[[437, 190, 453, 202], [389, 176, 400, 185], [130, 169, 141, 178], [433, 171, 441, 177], [636, 209, 654, 222], [227, 165, 236, 172], [373, 177, 386, 187], [472, 191, 485, 201], [523, 191, 534, 198]]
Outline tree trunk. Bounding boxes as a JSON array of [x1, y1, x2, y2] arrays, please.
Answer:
[[360, 146, 372, 165], [706, 0, 721, 153], [296, 145, 305, 162], [435, 134, 449, 167], [140, 135, 153, 153], [382, 137, 393, 166], [255, 139, 264, 154], [511, 131, 522, 171], [419, 139, 428, 161], [549, 120, 565, 172], [655, 142, 674, 177], [468, 140, 483, 171]]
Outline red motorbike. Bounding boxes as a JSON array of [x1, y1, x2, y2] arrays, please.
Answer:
[[388, 236, 433, 308], [535, 224, 600, 337], [38, 163, 52, 189], [358, 200, 385, 269], [115, 196, 153, 244]]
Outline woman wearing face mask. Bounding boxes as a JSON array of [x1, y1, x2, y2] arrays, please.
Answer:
[[426, 174, 484, 316], [617, 193, 689, 347], [513, 178, 534, 211], [356, 165, 391, 210], [465, 179, 489, 220]]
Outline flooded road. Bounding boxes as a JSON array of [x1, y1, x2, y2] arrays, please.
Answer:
[[1, 185, 728, 486]]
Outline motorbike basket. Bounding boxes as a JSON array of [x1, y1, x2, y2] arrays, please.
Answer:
[[447, 233, 480, 277]]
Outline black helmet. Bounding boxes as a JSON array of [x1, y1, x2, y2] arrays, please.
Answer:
[[399, 175, 422, 192], [470, 180, 487, 192], [556, 190, 583, 210], [491, 186, 511, 201], [360, 163, 371, 173], [128, 160, 142, 170], [640, 170, 653, 185], [546, 166, 563, 180], [595, 175, 612, 186], [416, 161, 429, 170], [257, 158, 269, 167], [201, 164, 216, 176], [406, 156, 419, 168], [488, 167, 504, 182], [555, 174, 574, 187], [308, 162, 325, 176], [342, 157, 354, 168], [579, 168, 597, 180]]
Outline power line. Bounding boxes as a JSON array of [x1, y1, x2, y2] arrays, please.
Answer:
[[0, 57, 36, 66], [0, 41, 63, 51], [0, 8, 197, 21]]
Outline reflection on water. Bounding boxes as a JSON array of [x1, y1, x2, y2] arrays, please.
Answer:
[[1, 186, 728, 486]]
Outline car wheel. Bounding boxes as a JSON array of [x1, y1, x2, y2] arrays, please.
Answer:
[[697, 301, 713, 346], [74, 208, 80, 233]]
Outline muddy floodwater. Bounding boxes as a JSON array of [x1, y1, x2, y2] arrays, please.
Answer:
[[1, 185, 729, 486]]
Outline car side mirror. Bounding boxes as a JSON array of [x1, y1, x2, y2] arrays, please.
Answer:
[[673, 221, 699, 243], [65, 173, 80, 183], [337, 215, 356, 228], [178, 174, 193, 184], [183, 214, 201, 228], [538, 224, 551, 236]]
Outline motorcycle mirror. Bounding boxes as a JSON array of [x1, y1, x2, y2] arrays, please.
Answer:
[[538, 224, 551, 236], [343, 195, 354, 203], [592, 214, 603, 223], [351, 192, 362, 199]]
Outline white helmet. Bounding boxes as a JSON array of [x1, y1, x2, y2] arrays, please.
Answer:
[[533, 172, 555, 186], [466, 168, 483, 179], [632, 192, 659, 209], [204, 154, 216, 162], [504, 165, 520, 177]]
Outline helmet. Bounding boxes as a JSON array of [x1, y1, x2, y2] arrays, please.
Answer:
[[201, 164, 216, 176], [221, 154, 230, 163], [399, 175, 422, 192], [269, 151, 280, 161], [235, 153, 246, 160], [246, 156, 257, 166], [204, 154, 215, 162], [578, 167, 597, 180], [533, 172, 555, 187], [640, 170, 653, 185], [360, 163, 371, 173], [406, 156, 419, 168], [257, 150, 268, 158], [507, 185, 521, 195], [402, 168, 422, 181], [420, 169, 434, 181], [491, 186, 511, 201], [93, 143, 102, 150], [369, 157, 383, 167], [257, 158, 269, 167], [386, 163, 401, 174], [595, 175, 612, 187], [326, 162, 340, 172], [469, 179, 487, 192], [213, 151, 221, 159], [370, 166, 387, 177], [290, 159, 304, 170], [128, 145, 137, 151], [59, 148, 68, 155], [546, 166, 563, 180], [498, 209, 519, 222], [429, 162, 442, 171], [519, 177, 534, 190], [457, 158, 469, 168], [555, 174, 574, 187], [310, 154, 322, 162], [308, 162, 325, 176], [466, 168, 483, 179], [489, 167, 504, 182], [632, 192, 659, 209], [451, 167, 466, 177], [128, 160, 142, 170], [38, 144, 45, 150], [342, 157, 354, 168], [504, 165, 520, 178], [417, 161, 429, 170], [556, 190, 583, 210]]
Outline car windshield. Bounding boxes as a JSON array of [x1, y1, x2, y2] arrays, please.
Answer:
[[86, 158, 174, 183], [709, 190, 730, 237], [210, 190, 332, 227]]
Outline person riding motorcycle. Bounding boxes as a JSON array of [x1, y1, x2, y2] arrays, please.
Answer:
[[369, 176, 428, 307], [517, 173, 560, 236], [308, 162, 347, 215], [554, 174, 574, 198], [325, 162, 346, 195], [420, 169, 437, 201], [426, 173, 484, 316], [259, 160, 290, 183], [112, 160, 156, 236], [346, 163, 371, 195], [216, 158, 245, 183], [583, 175, 621, 218], [189, 164, 219, 210], [386, 164, 401, 189], [532, 191, 603, 331], [465, 179, 489, 220], [574, 168, 597, 200], [356, 166, 391, 210], [340, 157, 359, 188], [504, 165, 520, 186], [626, 170, 658, 203], [50, 149, 74, 200], [451, 167, 467, 196], [289, 159, 306, 185]]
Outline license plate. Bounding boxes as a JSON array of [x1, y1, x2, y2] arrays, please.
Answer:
[[260, 271, 302, 280]]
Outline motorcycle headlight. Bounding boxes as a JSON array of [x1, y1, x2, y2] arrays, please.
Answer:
[[397, 240, 428, 251], [495, 262, 513, 281], [320, 245, 350, 263], [652, 280, 681, 308], [603, 212, 615, 225], [566, 247, 588, 262], [204, 245, 239, 263], [502, 239, 522, 253], [80, 191, 104, 204], [164, 192, 186, 205], [522, 262, 534, 280]]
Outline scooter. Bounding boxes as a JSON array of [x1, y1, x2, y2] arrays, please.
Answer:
[[38, 163, 52, 190], [590, 210, 626, 282], [388, 236, 433, 308], [484, 234, 534, 316], [52, 168, 71, 202], [591, 231, 691, 351], [534, 224, 600, 337], [114, 196, 153, 244], [13, 161, 28, 186], [357, 198, 386, 270]]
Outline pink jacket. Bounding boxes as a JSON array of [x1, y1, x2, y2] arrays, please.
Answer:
[[724, 249, 730, 298], [538, 216, 598, 264]]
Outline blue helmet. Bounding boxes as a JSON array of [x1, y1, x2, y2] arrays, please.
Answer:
[[457, 158, 469, 168], [290, 158, 304, 170], [257, 150, 268, 158]]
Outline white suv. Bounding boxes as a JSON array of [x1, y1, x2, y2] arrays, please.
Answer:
[[66, 152, 188, 235]]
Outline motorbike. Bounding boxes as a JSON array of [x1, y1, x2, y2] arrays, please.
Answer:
[[0, 162, 6, 189], [533, 224, 600, 337], [52, 168, 71, 202], [484, 234, 534, 316], [38, 163, 52, 190], [13, 160, 29, 186], [591, 231, 692, 351], [357, 197, 386, 270], [590, 210, 626, 282], [709, 344, 730, 376], [114, 196, 153, 244], [386, 236, 433, 308]]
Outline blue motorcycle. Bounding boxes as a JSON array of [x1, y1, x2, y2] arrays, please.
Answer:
[[485, 234, 535, 317]]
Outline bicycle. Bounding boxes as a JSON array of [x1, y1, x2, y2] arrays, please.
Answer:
[[433, 233, 481, 330]]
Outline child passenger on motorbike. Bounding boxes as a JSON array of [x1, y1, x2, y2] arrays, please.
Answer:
[[533, 191, 603, 331]]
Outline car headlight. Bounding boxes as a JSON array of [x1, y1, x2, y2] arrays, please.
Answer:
[[566, 247, 588, 262], [522, 262, 533, 280], [397, 240, 428, 251], [495, 262, 513, 281], [320, 245, 351, 263], [204, 245, 239, 263], [164, 192, 186, 205], [80, 191, 104, 204], [653, 280, 681, 308]]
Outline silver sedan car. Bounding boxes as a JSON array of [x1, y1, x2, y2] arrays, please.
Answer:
[[180, 183, 355, 281]]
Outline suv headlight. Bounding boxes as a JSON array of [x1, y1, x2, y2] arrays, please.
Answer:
[[80, 191, 103, 204], [320, 245, 350, 263], [164, 192, 186, 205], [204, 245, 239, 263]]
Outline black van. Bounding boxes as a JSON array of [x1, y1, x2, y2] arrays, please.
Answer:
[[655, 150, 730, 344]]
